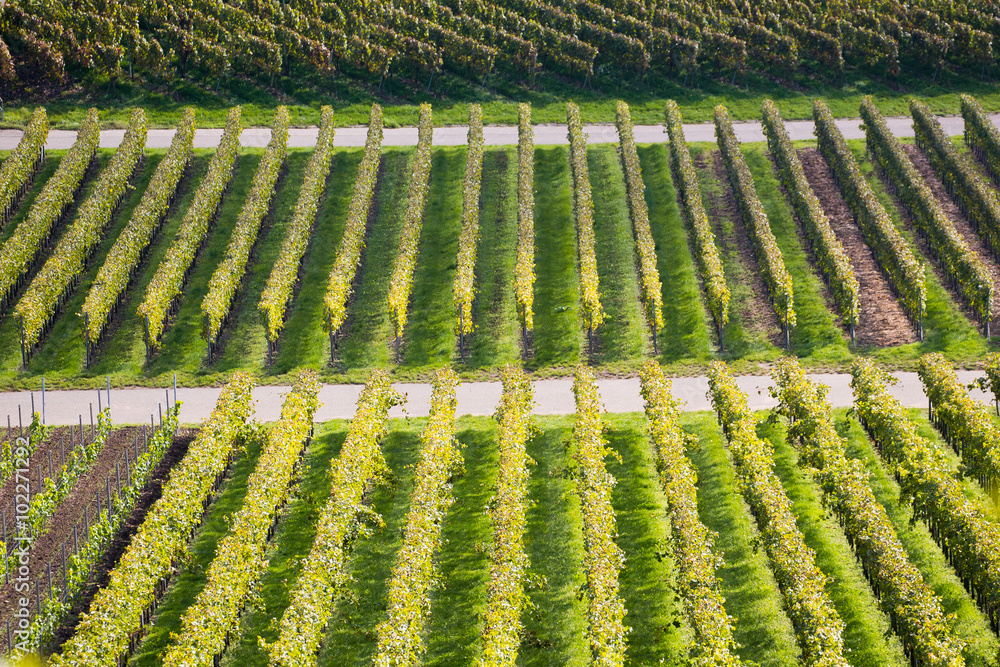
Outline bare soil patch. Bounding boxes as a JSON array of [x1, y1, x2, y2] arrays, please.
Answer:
[[697, 150, 782, 346], [0, 427, 196, 654], [797, 148, 917, 347], [904, 144, 1000, 324]]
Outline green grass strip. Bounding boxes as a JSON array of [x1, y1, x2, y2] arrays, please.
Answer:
[[635, 144, 713, 364]]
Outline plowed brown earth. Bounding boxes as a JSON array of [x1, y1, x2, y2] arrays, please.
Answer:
[[697, 150, 782, 345], [904, 144, 1000, 325], [797, 148, 917, 347], [0, 427, 196, 653]]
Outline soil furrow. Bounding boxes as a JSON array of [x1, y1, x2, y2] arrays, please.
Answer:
[[698, 150, 782, 345], [797, 148, 916, 347], [904, 144, 1000, 323]]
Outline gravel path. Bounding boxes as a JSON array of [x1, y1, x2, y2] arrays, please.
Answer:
[[0, 372, 990, 425], [0, 114, 984, 151]]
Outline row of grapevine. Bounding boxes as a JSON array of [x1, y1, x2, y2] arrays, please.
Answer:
[[615, 101, 664, 345], [664, 101, 730, 342], [324, 104, 384, 346], [387, 103, 434, 351], [265, 369, 402, 666], [715, 105, 796, 339], [372, 369, 462, 667], [761, 100, 860, 334], [163, 371, 320, 666], [707, 361, 849, 667], [961, 94, 1000, 184], [566, 103, 606, 339], [851, 358, 1000, 633], [572, 365, 628, 665], [771, 358, 964, 667], [13, 404, 180, 659], [0, 107, 48, 227], [0, 410, 46, 487], [813, 100, 927, 337], [861, 98, 994, 328], [918, 352, 1000, 490], [202, 106, 289, 351], [911, 99, 1000, 271], [638, 360, 743, 666], [51, 373, 255, 667], [15, 109, 148, 360], [514, 102, 535, 338], [0, 407, 112, 582], [260, 107, 336, 351], [453, 104, 485, 347], [138, 107, 242, 351], [82, 108, 195, 353], [987, 353, 1000, 414], [477, 365, 534, 666], [0, 109, 99, 311]]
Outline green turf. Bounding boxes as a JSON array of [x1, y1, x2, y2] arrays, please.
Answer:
[[635, 143, 714, 364], [129, 430, 264, 666], [269, 149, 361, 373], [741, 145, 853, 364], [402, 147, 465, 369], [337, 149, 414, 369], [528, 147, 581, 369], [689, 145, 782, 364], [220, 423, 349, 667], [520, 417, 589, 666], [837, 411, 1000, 667], [588, 145, 650, 364], [603, 413, 689, 665], [316, 423, 422, 664], [681, 412, 801, 667], [759, 419, 908, 667], [466, 147, 522, 370], [423, 419, 497, 664]]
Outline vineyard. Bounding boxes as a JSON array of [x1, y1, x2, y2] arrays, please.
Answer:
[[0, 95, 998, 386], [3, 352, 1000, 665], [4, 0, 1000, 125]]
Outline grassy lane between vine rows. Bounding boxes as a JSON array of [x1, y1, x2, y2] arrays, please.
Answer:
[[520, 417, 589, 666], [402, 147, 465, 370], [466, 147, 521, 371], [128, 428, 265, 667], [143, 151, 262, 376], [24, 152, 166, 375], [688, 145, 782, 367], [836, 410, 1000, 666], [88, 151, 213, 381], [528, 147, 581, 370], [269, 149, 361, 376], [635, 143, 714, 366], [0, 151, 63, 248], [680, 412, 801, 667], [0, 150, 112, 377], [758, 420, 908, 667], [423, 419, 498, 664], [741, 145, 852, 364], [604, 413, 690, 664], [336, 149, 414, 371], [587, 145, 649, 365], [219, 423, 349, 667], [316, 424, 423, 665], [210, 149, 314, 372], [846, 140, 989, 365]]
